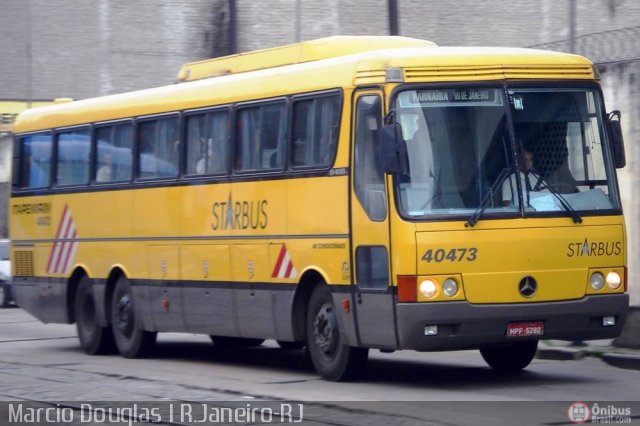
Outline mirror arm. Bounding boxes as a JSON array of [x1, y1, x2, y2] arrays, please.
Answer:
[[384, 109, 396, 125]]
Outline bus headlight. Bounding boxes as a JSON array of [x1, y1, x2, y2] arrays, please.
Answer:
[[442, 278, 458, 297], [419, 279, 437, 298], [590, 272, 605, 290], [606, 271, 622, 289]]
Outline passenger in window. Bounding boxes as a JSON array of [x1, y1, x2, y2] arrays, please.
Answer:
[[196, 138, 213, 174], [96, 152, 112, 182]]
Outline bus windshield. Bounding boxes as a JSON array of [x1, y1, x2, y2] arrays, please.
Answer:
[[394, 86, 620, 219]]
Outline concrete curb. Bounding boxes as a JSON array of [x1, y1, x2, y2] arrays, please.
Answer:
[[536, 344, 640, 371], [535, 308, 640, 371], [536, 347, 586, 361], [601, 352, 640, 371]]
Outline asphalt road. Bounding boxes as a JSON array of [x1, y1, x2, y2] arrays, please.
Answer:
[[1, 307, 639, 425]]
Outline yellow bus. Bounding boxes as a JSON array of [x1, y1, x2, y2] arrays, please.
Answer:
[[9, 36, 629, 381]]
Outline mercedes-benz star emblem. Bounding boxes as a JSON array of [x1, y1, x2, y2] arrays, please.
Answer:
[[518, 276, 537, 297]]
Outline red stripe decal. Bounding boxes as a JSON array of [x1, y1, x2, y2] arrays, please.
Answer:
[[272, 245, 287, 278]]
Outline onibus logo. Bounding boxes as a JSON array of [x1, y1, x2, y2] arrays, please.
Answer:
[[568, 402, 591, 424]]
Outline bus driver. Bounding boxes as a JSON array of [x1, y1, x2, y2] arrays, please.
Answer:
[[502, 150, 543, 207]]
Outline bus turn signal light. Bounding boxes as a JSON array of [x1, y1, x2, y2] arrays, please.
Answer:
[[397, 275, 417, 302]]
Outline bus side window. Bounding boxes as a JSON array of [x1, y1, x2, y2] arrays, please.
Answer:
[[18, 133, 53, 189], [291, 94, 340, 168], [236, 107, 260, 171], [210, 111, 231, 174], [237, 102, 285, 172], [138, 116, 179, 179], [354, 95, 386, 221], [186, 114, 206, 175], [186, 110, 230, 176], [56, 128, 90, 186], [356, 246, 390, 289], [291, 99, 312, 167], [95, 122, 133, 183], [261, 103, 286, 170]]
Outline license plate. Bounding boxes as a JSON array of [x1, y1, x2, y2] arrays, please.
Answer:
[[506, 321, 544, 337]]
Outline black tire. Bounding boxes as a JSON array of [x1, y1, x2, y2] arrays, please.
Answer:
[[75, 275, 115, 354], [277, 340, 305, 350], [111, 276, 156, 358], [210, 336, 264, 348], [0, 282, 10, 308], [306, 285, 368, 381], [480, 340, 538, 373]]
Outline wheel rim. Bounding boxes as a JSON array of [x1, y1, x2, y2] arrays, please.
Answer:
[[115, 293, 134, 338], [313, 302, 338, 358], [0, 286, 5, 304]]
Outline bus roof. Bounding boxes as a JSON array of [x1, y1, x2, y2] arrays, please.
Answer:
[[14, 37, 596, 133], [176, 36, 437, 82]]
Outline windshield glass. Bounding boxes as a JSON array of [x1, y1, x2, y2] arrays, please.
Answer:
[[394, 86, 620, 219]]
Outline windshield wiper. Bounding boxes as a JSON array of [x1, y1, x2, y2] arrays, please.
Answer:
[[535, 175, 583, 224], [465, 167, 511, 228]]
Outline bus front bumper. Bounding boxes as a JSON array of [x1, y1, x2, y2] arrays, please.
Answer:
[[396, 294, 629, 351]]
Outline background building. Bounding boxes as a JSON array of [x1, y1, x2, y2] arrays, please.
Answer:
[[1, 0, 638, 305]]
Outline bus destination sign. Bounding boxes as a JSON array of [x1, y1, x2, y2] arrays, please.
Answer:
[[399, 88, 502, 107], [416, 89, 496, 103]]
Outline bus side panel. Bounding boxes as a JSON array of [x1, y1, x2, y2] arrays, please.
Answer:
[[181, 245, 237, 336], [232, 244, 285, 340], [11, 276, 71, 324], [273, 289, 297, 341], [147, 245, 184, 332]]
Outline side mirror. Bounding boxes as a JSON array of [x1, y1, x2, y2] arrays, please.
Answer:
[[607, 111, 626, 169], [377, 123, 408, 175]]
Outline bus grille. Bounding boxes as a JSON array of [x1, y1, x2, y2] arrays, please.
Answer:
[[13, 250, 35, 276], [403, 64, 594, 82]]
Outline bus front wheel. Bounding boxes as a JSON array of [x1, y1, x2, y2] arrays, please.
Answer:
[[75, 275, 114, 355], [111, 276, 156, 358], [306, 285, 368, 381], [480, 340, 538, 373]]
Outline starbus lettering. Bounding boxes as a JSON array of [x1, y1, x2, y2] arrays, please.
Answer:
[[211, 194, 268, 231], [567, 239, 622, 257]]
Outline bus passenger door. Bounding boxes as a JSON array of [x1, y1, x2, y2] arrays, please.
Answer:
[[350, 91, 397, 349]]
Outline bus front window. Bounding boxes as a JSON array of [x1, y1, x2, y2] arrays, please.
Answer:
[[394, 87, 620, 219], [395, 88, 511, 218], [510, 88, 619, 213]]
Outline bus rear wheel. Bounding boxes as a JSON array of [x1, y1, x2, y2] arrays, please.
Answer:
[[306, 285, 368, 381], [111, 276, 156, 358], [480, 340, 538, 373], [75, 275, 114, 355]]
